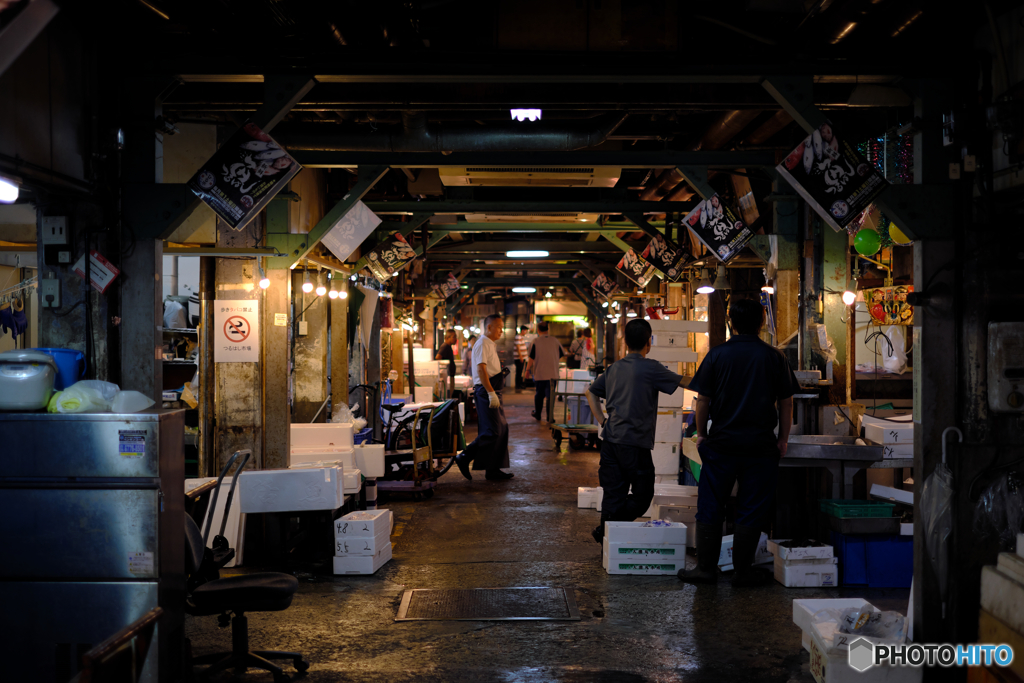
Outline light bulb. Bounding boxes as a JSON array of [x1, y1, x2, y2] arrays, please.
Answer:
[[761, 284, 775, 295], [302, 270, 313, 293], [545, 291, 552, 298], [601, 302, 608, 308], [257, 264, 270, 289], [340, 290, 348, 299], [392, 271, 399, 278], [350, 274, 357, 282], [454, 325, 464, 331], [0, 176, 19, 204], [626, 310, 637, 318], [842, 290, 856, 306]]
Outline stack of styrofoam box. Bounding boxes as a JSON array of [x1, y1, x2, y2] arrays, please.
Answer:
[[768, 539, 838, 587], [238, 467, 344, 513], [578, 486, 603, 510], [648, 319, 705, 409], [333, 509, 393, 575], [649, 486, 699, 545], [556, 368, 591, 395], [290, 423, 354, 468], [792, 598, 916, 683], [861, 414, 914, 460], [719, 532, 773, 571], [353, 443, 386, 479], [602, 521, 688, 575]]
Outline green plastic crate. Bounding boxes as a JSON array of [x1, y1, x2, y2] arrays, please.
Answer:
[[818, 499, 895, 519]]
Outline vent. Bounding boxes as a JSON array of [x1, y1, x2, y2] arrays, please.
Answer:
[[439, 166, 620, 188]]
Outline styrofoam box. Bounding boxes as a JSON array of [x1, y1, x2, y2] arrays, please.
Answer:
[[774, 541, 833, 561], [336, 510, 392, 538], [604, 538, 687, 561], [657, 389, 684, 409], [238, 467, 343, 513], [335, 527, 390, 557], [997, 552, 1024, 584], [651, 333, 689, 348], [291, 423, 354, 449], [805, 623, 920, 683], [291, 446, 354, 469], [185, 478, 245, 567], [648, 346, 699, 363], [900, 523, 913, 536], [719, 532, 772, 570], [862, 415, 914, 446], [652, 442, 680, 475], [354, 444, 385, 479], [343, 468, 362, 493], [775, 556, 838, 587], [870, 483, 913, 506], [655, 409, 683, 443], [605, 520, 687, 545], [981, 565, 1024, 636], [792, 598, 876, 643], [571, 369, 593, 381], [653, 492, 699, 508], [602, 538, 686, 575], [881, 443, 914, 458], [556, 380, 589, 394], [654, 483, 699, 497], [412, 347, 433, 364], [648, 319, 708, 334], [333, 543, 392, 575], [414, 386, 433, 403], [578, 486, 603, 509]]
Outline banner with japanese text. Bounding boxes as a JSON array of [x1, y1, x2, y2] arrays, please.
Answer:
[[683, 193, 754, 263], [214, 300, 260, 363], [366, 233, 417, 282], [616, 249, 658, 288]]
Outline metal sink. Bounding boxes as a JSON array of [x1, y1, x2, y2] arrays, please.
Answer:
[[785, 435, 883, 461]]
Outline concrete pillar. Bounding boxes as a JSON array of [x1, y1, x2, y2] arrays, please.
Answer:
[[330, 281, 349, 422], [262, 262, 291, 469], [291, 270, 329, 423], [822, 228, 849, 404]]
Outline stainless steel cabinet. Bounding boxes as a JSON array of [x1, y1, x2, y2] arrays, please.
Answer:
[[0, 410, 184, 683]]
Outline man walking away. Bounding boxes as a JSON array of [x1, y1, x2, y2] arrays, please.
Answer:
[[567, 330, 585, 370], [678, 299, 798, 587], [586, 319, 691, 544], [435, 329, 458, 397], [525, 322, 564, 421], [455, 314, 514, 481], [514, 325, 530, 393]]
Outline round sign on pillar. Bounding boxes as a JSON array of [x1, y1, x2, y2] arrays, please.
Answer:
[[214, 300, 260, 363]]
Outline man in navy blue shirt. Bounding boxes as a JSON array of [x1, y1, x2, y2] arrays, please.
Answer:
[[586, 319, 692, 544], [678, 299, 798, 587]]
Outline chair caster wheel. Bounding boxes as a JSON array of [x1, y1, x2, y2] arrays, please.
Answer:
[[295, 659, 310, 672]]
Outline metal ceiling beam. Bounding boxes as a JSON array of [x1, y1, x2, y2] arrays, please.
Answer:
[[598, 231, 633, 254], [423, 253, 621, 263], [761, 76, 829, 133], [388, 222, 609, 233], [430, 240, 637, 254], [622, 212, 665, 242], [0, 0, 59, 79], [675, 166, 717, 200], [295, 150, 777, 169], [367, 201, 696, 215]]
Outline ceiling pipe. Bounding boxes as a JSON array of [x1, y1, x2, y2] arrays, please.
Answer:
[[277, 111, 628, 153]]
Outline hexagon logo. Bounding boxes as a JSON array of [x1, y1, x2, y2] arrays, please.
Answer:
[[848, 638, 875, 672]]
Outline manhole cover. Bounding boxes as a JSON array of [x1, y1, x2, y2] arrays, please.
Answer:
[[396, 587, 581, 621]]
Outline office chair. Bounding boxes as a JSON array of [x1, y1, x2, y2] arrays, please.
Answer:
[[184, 450, 309, 682]]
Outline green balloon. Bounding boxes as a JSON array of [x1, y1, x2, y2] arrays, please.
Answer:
[[854, 228, 881, 256]]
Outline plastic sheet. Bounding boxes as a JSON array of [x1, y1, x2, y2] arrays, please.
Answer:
[[882, 325, 907, 374], [973, 473, 1024, 551], [921, 462, 954, 618]]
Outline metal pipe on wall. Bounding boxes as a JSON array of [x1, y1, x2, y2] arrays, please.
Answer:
[[197, 256, 216, 478]]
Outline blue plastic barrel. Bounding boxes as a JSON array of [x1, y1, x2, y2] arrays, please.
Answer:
[[32, 348, 86, 390]]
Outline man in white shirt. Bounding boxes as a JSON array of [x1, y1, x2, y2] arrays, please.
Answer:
[[455, 314, 514, 480]]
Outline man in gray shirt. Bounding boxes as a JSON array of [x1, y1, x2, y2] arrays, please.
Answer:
[[525, 321, 564, 421], [586, 319, 692, 543]]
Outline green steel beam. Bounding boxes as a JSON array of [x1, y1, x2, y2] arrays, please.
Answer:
[[366, 201, 696, 215], [676, 166, 716, 200], [761, 76, 829, 132], [623, 212, 665, 242], [599, 231, 632, 253], [294, 150, 778, 170]]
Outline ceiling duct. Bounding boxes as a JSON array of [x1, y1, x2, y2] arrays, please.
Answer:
[[277, 111, 628, 153], [440, 167, 620, 188]]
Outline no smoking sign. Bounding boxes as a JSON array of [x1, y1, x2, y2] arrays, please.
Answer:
[[214, 300, 260, 363]]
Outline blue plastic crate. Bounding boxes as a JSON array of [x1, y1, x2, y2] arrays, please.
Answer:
[[830, 532, 913, 588], [353, 427, 373, 445]]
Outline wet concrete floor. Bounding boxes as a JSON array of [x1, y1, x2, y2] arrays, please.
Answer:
[[187, 391, 910, 682]]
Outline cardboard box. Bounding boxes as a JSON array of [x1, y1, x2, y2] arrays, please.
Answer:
[[647, 346, 699, 363], [332, 543, 392, 575], [861, 415, 914, 446], [605, 520, 687, 546], [335, 509, 392, 538], [648, 319, 708, 334], [353, 444, 385, 478], [719, 532, 772, 570], [681, 438, 701, 465], [578, 487, 603, 509], [238, 467, 343, 513], [870, 483, 914, 506], [290, 446, 354, 469], [652, 442, 680, 475], [655, 409, 683, 443], [775, 556, 838, 587], [657, 389, 685, 409], [291, 423, 354, 449], [342, 467, 362, 493], [602, 537, 686, 575], [335, 527, 391, 557]]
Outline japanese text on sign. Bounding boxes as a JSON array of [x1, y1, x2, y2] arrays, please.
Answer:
[[214, 299, 260, 363]]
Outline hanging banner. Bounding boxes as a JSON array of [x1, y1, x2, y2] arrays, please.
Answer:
[[187, 122, 302, 231], [865, 285, 914, 326], [684, 193, 754, 263], [214, 300, 260, 363], [776, 121, 888, 233], [590, 272, 619, 300], [616, 249, 658, 288], [431, 272, 461, 299], [379, 295, 394, 330], [641, 233, 691, 281], [319, 200, 382, 263], [365, 232, 418, 282]]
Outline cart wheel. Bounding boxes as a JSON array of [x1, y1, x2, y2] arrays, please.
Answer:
[[424, 488, 435, 499], [413, 492, 423, 501], [553, 432, 563, 450], [588, 434, 599, 449]]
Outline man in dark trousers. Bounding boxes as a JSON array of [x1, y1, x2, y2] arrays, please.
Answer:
[[586, 319, 691, 543], [435, 329, 457, 397], [678, 298, 797, 587], [525, 321, 564, 421], [455, 314, 514, 481]]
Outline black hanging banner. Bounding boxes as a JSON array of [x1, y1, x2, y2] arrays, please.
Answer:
[[187, 121, 302, 231], [432, 272, 461, 299], [616, 249, 658, 288], [642, 232, 692, 281], [775, 121, 888, 232], [365, 232, 418, 282], [683, 194, 754, 263], [590, 272, 619, 300]]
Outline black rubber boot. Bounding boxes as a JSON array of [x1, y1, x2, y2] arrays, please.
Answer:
[[731, 524, 772, 587], [677, 522, 722, 584]]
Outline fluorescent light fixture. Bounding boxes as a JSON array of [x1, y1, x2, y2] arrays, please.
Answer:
[[0, 176, 19, 204], [606, 314, 614, 319], [644, 316, 650, 320], [506, 250, 549, 258], [512, 286, 536, 293], [257, 264, 270, 290], [626, 310, 637, 318], [696, 269, 715, 294], [842, 290, 857, 306], [315, 272, 327, 297], [463, 329, 470, 338], [302, 270, 313, 293], [510, 108, 542, 122]]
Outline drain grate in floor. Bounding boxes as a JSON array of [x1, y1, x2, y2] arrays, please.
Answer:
[[396, 586, 581, 621]]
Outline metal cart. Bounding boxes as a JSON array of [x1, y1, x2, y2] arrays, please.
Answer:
[[550, 386, 601, 451], [377, 399, 463, 500]]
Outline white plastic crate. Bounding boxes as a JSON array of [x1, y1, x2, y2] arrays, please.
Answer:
[[332, 543, 392, 574]]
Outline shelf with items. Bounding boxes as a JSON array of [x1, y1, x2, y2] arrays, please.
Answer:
[[163, 328, 198, 335]]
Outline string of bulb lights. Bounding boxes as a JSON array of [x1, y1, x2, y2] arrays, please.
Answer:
[[258, 260, 348, 299]]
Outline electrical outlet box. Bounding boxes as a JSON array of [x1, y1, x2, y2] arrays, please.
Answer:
[[298, 321, 308, 336], [40, 277, 60, 309], [41, 217, 68, 245], [989, 322, 1024, 413]]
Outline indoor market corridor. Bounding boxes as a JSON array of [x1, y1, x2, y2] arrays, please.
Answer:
[[185, 392, 909, 683]]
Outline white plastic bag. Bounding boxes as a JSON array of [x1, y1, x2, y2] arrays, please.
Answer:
[[111, 390, 156, 413], [56, 380, 120, 413], [882, 325, 907, 374]]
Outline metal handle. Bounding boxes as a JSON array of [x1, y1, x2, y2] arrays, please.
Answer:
[[202, 449, 251, 547], [941, 426, 962, 465]]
